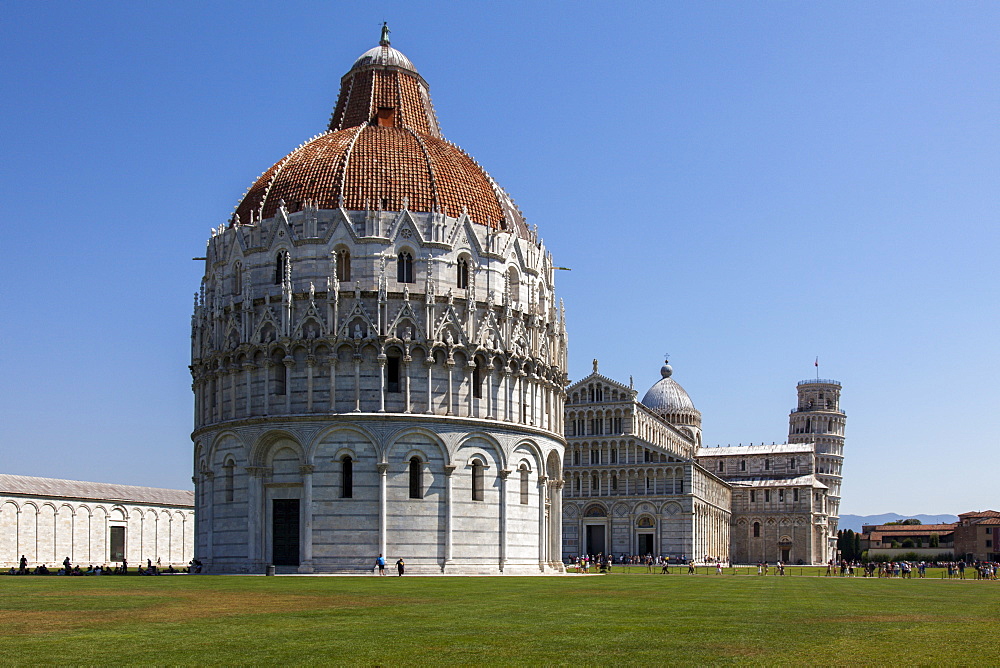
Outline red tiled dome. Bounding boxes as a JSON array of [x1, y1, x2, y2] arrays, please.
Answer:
[[233, 39, 527, 237]]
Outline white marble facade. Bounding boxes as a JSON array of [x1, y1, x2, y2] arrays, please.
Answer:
[[193, 208, 567, 573], [0, 474, 194, 568]]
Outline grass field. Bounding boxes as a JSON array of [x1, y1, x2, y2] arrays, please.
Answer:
[[2, 573, 999, 665]]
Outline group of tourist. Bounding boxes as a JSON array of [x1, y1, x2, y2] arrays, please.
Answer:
[[823, 558, 999, 579], [570, 554, 719, 574], [755, 561, 787, 575], [7, 554, 202, 576]]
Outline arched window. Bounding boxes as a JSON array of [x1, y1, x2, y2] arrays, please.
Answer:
[[507, 267, 520, 302], [387, 355, 401, 393], [232, 262, 242, 296], [397, 251, 414, 283], [611, 474, 618, 492], [764, 458, 771, 471], [592, 474, 599, 494], [753, 522, 761, 538], [457, 257, 470, 289], [790, 458, 797, 469], [473, 357, 484, 399], [409, 457, 422, 499], [740, 459, 746, 471], [717, 460, 724, 472], [271, 351, 286, 395], [520, 465, 530, 504], [472, 460, 485, 501], [223, 461, 234, 503], [274, 250, 289, 285], [335, 248, 351, 282], [750, 490, 756, 502], [341, 456, 353, 499]]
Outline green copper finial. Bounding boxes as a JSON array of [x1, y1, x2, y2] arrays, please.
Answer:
[[380, 21, 391, 47]]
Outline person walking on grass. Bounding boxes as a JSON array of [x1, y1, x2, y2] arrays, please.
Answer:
[[375, 553, 386, 576]]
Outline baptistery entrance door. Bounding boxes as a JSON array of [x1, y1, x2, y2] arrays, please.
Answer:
[[272, 499, 300, 566], [638, 533, 654, 556], [585, 525, 606, 555]]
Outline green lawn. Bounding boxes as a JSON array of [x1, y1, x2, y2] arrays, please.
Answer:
[[2, 573, 998, 665]]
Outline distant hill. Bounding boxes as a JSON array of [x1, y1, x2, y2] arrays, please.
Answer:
[[838, 513, 959, 533]]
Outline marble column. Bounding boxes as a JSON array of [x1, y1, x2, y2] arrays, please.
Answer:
[[403, 357, 412, 413], [306, 357, 315, 412], [378, 354, 387, 413], [537, 475, 548, 569], [499, 469, 510, 571], [443, 464, 455, 570], [299, 464, 315, 572], [377, 463, 388, 558], [245, 466, 267, 571], [485, 363, 495, 419]]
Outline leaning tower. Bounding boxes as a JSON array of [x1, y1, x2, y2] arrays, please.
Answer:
[[787, 378, 845, 559], [189, 29, 568, 574]]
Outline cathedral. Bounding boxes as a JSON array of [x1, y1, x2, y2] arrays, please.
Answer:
[[562, 360, 844, 564], [190, 28, 567, 574]]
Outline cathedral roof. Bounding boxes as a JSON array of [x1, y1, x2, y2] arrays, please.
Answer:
[[0, 474, 193, 507], [727, 475, 828, 489], [640, 360, 698, 415], [697, 443, 814, 457], [232, 30, 528, 238]]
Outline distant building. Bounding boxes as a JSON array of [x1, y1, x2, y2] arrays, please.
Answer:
[[0, 474, 194, 568], [562, 359, 845, 564], [860, 523, 956, 559], [953, 511, 1000, 562]]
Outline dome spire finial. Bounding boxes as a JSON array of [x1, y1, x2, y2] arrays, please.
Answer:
[[379, 21, 391, 47]]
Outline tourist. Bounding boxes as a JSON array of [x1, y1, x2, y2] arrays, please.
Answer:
[[375, 553, 386, 576], [716, 562, 723, 575], [396, 558, 405, 576]]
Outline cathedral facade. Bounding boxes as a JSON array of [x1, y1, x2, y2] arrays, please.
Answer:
[[191, 31, 567, 574], [562, 361, 844, 564]]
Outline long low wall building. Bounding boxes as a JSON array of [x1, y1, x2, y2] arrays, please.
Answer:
[[0, 474, 194, 568]]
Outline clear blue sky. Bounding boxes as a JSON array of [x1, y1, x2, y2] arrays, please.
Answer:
[[2, 2, 997, 515]]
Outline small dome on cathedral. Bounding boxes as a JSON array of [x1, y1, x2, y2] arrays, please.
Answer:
[[641, 359, 697, 415]]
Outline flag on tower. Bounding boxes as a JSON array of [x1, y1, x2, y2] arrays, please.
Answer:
[[815, 357, 819, 367]]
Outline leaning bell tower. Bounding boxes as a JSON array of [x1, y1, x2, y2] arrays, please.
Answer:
[[788, 378, 845, 559]]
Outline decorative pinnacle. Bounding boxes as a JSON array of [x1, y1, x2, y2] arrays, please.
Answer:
[[379, 21, 391, 47]]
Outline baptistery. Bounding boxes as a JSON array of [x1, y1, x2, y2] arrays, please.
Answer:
[[190, 28, 567, 573]]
